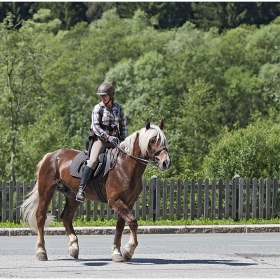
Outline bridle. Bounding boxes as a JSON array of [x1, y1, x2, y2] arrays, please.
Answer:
[[147, 146, 168, 162], [112, 142, 168, 166]]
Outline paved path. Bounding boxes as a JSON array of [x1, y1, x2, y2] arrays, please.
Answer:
[[1, 224, 280, 236]]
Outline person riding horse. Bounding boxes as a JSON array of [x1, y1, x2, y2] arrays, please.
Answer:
[[76, 82, 127, 202]]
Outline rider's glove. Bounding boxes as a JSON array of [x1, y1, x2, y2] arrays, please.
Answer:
[[107, 136, 119, 145]]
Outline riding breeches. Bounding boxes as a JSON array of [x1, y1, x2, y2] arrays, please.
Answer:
[[87, 138, 114, 170]]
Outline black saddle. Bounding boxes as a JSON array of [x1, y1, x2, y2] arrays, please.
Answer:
[[70, 148, 118, 203], [69, 149, 108, 179]]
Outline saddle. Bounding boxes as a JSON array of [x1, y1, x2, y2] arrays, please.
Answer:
[[69, 148, 119, 203]]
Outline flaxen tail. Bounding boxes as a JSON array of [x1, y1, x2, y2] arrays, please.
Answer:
[[20, 154, 54, 230]]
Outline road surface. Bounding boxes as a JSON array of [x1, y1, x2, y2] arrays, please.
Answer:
[[1, 233, 280, 278]]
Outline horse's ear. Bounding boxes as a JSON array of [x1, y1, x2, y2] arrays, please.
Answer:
[[158, 119, 164, 130], [145, 119, 150, 130]]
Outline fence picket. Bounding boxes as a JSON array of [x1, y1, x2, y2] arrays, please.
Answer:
[[190, 179, 195, 220], [2, 181, 7, 222], [232, 178, 237, 220], [259, 178, 264, 219], [218, 178, 223, 219], [204, 179, 209, 219], [16, 181, 21, 222], [149, 179, 155, 220], [245, 178, 250, 220], [197, 179, 202, 219], [252, 178, 257, 219], [266, 178, 271, 219], [211, 179, 216, 219], [86, 200, 91, 221], [272, 178, 278, 218], [225, 178, 230, 219], [9, 181, 13, 222], [176, 179, 181, 220], [163, 179, 168, 220], [156, 179, 161, 220], [142, 179, 147, 221], [93, 201, 98, 221], [169, 179, 174, 220], [183, 179, 188, 220], [238, 178, 244, 220]]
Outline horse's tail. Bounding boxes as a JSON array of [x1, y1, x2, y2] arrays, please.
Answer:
[[20, 153, 55, 230]]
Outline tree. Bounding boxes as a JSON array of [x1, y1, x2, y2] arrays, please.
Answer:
[[0, 13, 49, 182], [175, 78, 222, 178]]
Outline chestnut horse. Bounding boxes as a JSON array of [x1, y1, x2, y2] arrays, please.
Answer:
[[20, 119, 171, 262]]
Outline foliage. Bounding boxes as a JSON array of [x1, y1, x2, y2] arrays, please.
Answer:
[[0, 13, 49, 182], [2, 2, 280, 32], [203, 120, 280, 179], [1, 9, 280, 181]]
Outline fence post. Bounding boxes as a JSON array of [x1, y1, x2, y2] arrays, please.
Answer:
[[2, 181, 7, 223], [272, 178, 278, 218], [9, 181, 13, 222], [266, 177, 271, 219], [149, 177, 156, 221], [233, 174, 240, 221], [238, 177, 243, 220]]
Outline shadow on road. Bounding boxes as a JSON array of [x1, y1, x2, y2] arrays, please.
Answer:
[[75, 258, 257, 267]]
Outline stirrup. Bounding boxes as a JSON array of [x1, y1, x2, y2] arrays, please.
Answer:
[[76, 190, 85, 202]]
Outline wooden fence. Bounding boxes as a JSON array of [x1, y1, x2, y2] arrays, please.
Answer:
[[1, 177, 280, 223]]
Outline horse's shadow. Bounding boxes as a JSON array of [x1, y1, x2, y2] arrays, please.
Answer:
[[75, 258, 256, 267]]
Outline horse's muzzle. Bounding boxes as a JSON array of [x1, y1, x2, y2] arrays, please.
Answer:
[[156, 156, 172, 171], [163, 157, 172, 170]]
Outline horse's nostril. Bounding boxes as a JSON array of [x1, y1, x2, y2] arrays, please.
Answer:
[[164, 158, 171, 169]]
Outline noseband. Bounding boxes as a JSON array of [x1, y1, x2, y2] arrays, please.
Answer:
[[148, 146, 168, 162]]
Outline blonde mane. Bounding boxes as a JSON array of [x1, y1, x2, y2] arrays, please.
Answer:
[[120, 124, 167, 157]]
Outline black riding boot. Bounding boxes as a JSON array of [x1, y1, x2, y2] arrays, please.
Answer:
[[76, 165, 93, 202]]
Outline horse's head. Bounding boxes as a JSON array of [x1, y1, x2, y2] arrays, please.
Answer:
[[140, 119, 172, 171]]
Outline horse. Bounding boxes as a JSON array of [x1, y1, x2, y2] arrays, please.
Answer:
[[20, 119, 171, 262]]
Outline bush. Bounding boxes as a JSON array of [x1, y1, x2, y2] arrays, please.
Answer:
[[203, 120, 280, 179]]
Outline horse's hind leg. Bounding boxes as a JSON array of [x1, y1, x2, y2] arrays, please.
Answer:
[[60, 196, 80, 259], [36, 184, 57, 261], [111, 199, 138, 262]]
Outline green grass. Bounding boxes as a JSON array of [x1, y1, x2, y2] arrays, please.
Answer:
[[1, 218, 280, 228]]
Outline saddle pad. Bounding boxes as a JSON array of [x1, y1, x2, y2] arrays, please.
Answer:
[[69, 151, 88, 178]]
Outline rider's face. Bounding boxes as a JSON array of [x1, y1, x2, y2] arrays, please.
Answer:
[[100, 94, 110, 103]]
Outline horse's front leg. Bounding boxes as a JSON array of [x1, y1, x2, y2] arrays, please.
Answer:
[[111, 199, 138, 262], [111, 215, 126, 262]]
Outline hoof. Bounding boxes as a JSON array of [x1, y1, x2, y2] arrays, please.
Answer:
[[69, 247, 79, 259], [36, 249, 48, 261], [112, 254, 125, 262], [122, 249, 132, 262]]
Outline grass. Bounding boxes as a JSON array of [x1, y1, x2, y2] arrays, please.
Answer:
[[1, 217, 280, 228]]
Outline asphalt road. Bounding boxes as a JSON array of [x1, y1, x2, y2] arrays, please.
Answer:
[[1, 233, 280, 278]]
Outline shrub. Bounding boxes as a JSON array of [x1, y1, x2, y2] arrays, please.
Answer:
[[203, 120, 280, 179]]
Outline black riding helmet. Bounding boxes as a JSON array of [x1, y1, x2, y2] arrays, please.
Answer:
[[97, 83, 115, 102]]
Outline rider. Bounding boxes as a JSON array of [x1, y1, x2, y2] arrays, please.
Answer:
[[76, 82, 127, 202]]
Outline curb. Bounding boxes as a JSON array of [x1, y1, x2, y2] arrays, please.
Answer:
[[1, 224, 280, 236]]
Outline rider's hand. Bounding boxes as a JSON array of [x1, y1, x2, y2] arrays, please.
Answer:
[[107, 136, 119, 145]]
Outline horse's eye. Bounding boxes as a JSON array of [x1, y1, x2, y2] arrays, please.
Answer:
[[150, 139, 156, 144]]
